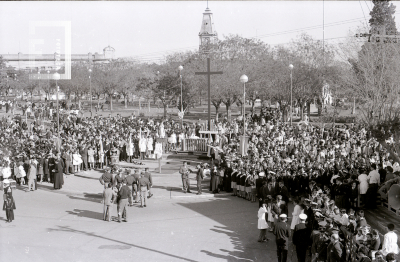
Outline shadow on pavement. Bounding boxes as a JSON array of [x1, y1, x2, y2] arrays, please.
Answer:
[[67, 193, 103, 204], [47, 225, 199, 262], [65, 209, 103, 220], [177, 197, 269, 262]]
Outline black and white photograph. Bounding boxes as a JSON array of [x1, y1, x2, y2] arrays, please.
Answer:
[[0, 1, 400, 261]]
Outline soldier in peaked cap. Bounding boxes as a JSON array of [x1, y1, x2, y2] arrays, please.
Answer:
[[274, 213, 290, 262], [293, 214, 311, 262]]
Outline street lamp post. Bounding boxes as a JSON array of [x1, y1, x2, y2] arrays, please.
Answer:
[[240, 74, 248, 156], [89, 68, 92, 116], [37, 71, 41, 101], [53, 72, 61, 150], [178, 65, 183, 128], [289, 64, 294, 126], [47, 70, 50, 101]]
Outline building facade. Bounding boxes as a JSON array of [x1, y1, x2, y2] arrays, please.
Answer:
[[1, 45, 115, 71]]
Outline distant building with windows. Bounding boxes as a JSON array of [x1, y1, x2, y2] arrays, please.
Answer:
[[1, 45, 115, 71]]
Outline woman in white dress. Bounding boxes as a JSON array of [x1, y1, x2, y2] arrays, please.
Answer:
[[127, 135, 134, 162], [258, 202, 269, 242], [88, 147, 95, 169], [358, 168, 369, 205], [146, 135, 154, 157], [291, 198, 304, 231], [72, 150, 83, 173]]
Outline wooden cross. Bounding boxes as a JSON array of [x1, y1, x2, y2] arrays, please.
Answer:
[[195, 57, 223, 131]]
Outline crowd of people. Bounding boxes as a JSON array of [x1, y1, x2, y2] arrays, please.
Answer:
[[192, 107, 400, 262], [0, 101, 399, 261]]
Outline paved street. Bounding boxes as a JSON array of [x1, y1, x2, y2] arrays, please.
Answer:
[[0, 158, 277, 262]]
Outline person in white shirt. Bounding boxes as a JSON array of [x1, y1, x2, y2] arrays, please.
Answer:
[[381, 223, 399, 256], [257, 201, 269, 242], [365, 163, 380, 209], [358, 167, 369, 205]]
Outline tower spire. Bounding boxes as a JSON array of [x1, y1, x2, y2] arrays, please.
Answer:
[[198, 5, 218, 53]]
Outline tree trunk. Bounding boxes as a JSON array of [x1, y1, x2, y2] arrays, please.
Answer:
[[215, 106, 220, 122], [110, 96, 113, 112], [124, 96, 127, 109], [163, 103, 167, 118], [226, 103, 232, 122], [300, 103, 304, 121], [148, 99, 150, 113], [139, 99, 141, 110]]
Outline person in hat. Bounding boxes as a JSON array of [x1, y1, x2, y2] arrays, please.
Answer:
[[274, 214, 290, 262], [293, 214, 310, 262], [3, 189, 16, 223]]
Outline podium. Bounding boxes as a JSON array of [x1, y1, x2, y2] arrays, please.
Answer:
[[239, 135, 249, 156]]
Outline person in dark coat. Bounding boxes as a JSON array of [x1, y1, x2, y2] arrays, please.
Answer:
[[196, 164, 204, 195], [3, 192, 16, 223], [293, 214, 311, 262], [274, 214, 290, 262], [276, 180, 290, 204], [224, 162, 233, 192], [48, 153, 56, 184], [263, 180, 276, 201], [43, 156, 50, 183], [53, 153, 64, 189]]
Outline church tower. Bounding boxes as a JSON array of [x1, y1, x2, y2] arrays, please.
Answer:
[[198, 6, 218, 53]]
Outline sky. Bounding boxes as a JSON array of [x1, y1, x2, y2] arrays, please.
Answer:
[[1, 1, 398, 63]]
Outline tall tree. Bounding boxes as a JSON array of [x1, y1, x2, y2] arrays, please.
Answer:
[[369, 0, 397, 35]]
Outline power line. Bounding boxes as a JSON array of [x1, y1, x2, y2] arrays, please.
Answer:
[[359, 0, 369, 30]]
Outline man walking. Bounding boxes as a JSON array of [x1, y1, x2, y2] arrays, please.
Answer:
[[102, 183, 116, 222], [117, 181, 131, 222], [275, 214, 290, 262], [138, 172, 150, 207], [292, 214, 310, 262], [196, 164, 204, 195], [143, 167, 153, 198], [179, 161, 191, 193]]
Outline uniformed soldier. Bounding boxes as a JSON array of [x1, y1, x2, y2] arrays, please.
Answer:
[[274, 214, 290, 262], [293, 214, 311, 262]]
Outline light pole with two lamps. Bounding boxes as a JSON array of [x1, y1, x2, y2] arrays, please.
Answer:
[[178, 65, 183, 128], [240, 74, 248, 156], [47, 70, 50, 101], [53, 72, 61, 150], [289, 64, 294, 126], [89, 68, 92, 116]]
